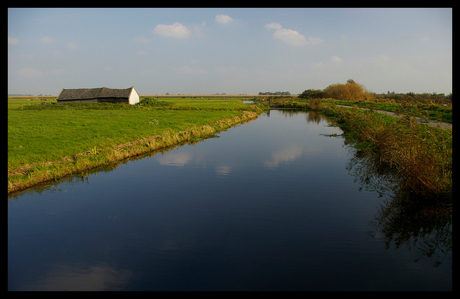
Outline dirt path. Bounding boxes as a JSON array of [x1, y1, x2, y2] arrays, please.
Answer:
[[335, 105, 452, 130]]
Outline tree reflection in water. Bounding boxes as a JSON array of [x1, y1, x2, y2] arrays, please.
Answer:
[[277, 110, 329, 125], [346, 146, 452, 268]]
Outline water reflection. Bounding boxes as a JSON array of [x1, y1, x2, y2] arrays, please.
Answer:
[[17, 263, 132, 291], [264, 145, 303, 168], [8, 110, 451, 291], [276, 109, 329, 125], [155, 151, 193, 166], [346, 146, 452, 267], [216, 165, 232, 176]]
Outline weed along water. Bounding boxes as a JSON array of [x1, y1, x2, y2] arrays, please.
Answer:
[[8, 110, 451, 291]]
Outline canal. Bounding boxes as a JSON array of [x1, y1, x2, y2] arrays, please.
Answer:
[[8, 110, 452, 291]]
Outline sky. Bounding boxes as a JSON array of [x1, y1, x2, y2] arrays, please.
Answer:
[[8, 8, 452, 96]]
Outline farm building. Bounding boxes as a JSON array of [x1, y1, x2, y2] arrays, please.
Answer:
[[56, 86, 139, 105]]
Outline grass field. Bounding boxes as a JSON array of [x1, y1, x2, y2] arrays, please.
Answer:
[[8, 97, 263, 193], [8, 109, 247, 169]]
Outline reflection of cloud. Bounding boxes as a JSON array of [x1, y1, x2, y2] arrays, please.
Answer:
[[264, 145, 303, 168], [156, 152, 193, 166], [216, 165, 232, 176], [18, 264, 132, 291]]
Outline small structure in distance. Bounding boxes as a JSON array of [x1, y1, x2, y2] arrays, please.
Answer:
[[57, 87, 139, 105]]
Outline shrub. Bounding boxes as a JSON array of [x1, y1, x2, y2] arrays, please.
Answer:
[[323, 81, 374, 102], [140, 97, 174, 107]]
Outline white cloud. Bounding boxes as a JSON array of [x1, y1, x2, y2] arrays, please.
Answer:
[[153, 23, 191, 39], [308, 36, 325, 45], [134, 36, 151, 43], [331, 56, 344, 63], [172, 66, 207, 75], [193, 21, 206, 38], [40, 36, 56, 44], [67, 42, 79, 50], [17, 67, 44, 78], [273, 28, 307, 46], [8, 36, 19, 45], [215, 14, 233, 24], [265, 22, 324, 46], [265, 23, 283, 30]]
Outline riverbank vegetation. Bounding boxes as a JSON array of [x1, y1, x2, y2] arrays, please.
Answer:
[[268, 81, 452, 203], [8, 97, 262, 193]]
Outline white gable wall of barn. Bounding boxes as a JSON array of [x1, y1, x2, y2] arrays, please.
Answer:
[[128, 87, 140, 105]]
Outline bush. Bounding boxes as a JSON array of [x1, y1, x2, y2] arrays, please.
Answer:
[[139, 97, 174, 107], [323, 81, 374, 102]]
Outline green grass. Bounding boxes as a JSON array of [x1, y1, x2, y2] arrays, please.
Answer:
[[153, 97, 262, 110], [324, 99, 452, 123], [8, 97, 57, 110], [8, 109, 243, 170]]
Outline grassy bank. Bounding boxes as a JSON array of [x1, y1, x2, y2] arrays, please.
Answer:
[[318, 102, 452, 201], [8, 98, 261, 194], [266, 97, 452, 124]]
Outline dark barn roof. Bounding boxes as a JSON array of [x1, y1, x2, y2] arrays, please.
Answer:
[[57, 87, 133, 101]]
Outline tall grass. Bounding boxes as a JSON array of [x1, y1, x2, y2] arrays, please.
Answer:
[[321, 104, 452, 200]]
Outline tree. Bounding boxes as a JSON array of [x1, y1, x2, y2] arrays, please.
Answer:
[[323, 81, 374, 101], [298, 89, 324, 99], [347, 79, 356, 84]]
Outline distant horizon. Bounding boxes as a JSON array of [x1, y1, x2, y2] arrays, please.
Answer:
[[9, 89, 453, 98], [9, 8, 452, 95]]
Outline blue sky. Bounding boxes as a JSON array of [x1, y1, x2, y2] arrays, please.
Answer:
[[8, 8, 452, 95]]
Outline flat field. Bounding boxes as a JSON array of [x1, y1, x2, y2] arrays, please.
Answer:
[[8, 109, 245, 170]]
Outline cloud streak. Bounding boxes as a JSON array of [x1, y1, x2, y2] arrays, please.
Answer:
[[172, 66, 207, 75]]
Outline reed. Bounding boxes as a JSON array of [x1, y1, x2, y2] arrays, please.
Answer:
[[323, 104, 452, 199]]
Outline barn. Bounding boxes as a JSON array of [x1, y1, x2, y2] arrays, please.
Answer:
[[56, 86, 139, 105]]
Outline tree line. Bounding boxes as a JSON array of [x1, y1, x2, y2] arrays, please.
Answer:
[[299, 80, 452, 104], [259, 91, 291, 95]]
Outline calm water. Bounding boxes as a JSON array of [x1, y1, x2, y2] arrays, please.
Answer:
[[8, 110, 451, 291]]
